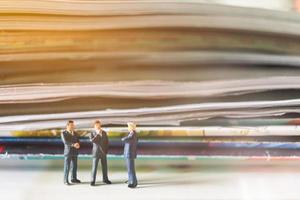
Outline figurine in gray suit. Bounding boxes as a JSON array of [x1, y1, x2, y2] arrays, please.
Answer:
[[122, 122, 138, 188], [90, 120, 112, 186], [61, 120, 81, 185]]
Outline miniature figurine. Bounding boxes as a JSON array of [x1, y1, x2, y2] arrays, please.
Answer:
[[61, 120, 81, 185], [122, 122, 138, 188], [90, 120, 112, 186]]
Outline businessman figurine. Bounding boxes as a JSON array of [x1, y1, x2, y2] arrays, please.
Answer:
[[122, 122, 138, 188], [61, 120, 81, 185], [90, 120, 112, 186]]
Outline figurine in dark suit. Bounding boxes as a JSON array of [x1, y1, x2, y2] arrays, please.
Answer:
[[122, 122, 138, 188], [61, 120, 81, 185], [90, 120, 112, 186]]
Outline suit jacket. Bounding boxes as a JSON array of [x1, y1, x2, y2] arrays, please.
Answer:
[[61, 130, 80, 157], [89, 130, 109, 158], [122, 131, 138, 159]]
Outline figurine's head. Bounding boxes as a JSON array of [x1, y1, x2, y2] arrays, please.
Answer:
[[94, 120, 102, 130], [66, 120, 75, 131], [127, 122, 136, 132]]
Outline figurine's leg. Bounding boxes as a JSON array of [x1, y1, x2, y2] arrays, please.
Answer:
[[64, 156, 71, 183], [101, 155, 109, 181], [126, 158, 133, 184], [91, 157, 99, 183], [131, 159, 137, 186], [71, 156, 78, 180]]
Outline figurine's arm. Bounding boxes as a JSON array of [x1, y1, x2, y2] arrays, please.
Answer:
[[61, 132, 72, 147], [103, 132, 109, 153], [121, 132, 134, 142], [103, 132, 109, 146], [89, 132, 98, 143], [76, 136, 80, 148]]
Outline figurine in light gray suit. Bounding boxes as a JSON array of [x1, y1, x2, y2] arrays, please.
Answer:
[[61, 120, 81, 185], [122, 122, 138, 188], [90, 120, 111, 186]]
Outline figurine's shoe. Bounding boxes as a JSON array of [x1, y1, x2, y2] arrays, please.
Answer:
[[90, 182, 96, 186], [128, 184, 137, 188], [71, 179, 81, 183], [124, 180, 128, 183], [64, 181, 71, 186], [103, 180, 112, 184]]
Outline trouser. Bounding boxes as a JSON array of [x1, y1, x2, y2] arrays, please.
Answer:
[[64, 156, 78, 182], [126, 158, 137, 186], [91, 155, 108, 183]]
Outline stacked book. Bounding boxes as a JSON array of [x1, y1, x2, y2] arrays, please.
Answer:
[[1, 0, 300, 159]]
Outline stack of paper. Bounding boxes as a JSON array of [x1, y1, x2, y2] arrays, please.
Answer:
[[1, 0, 300, 159]]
